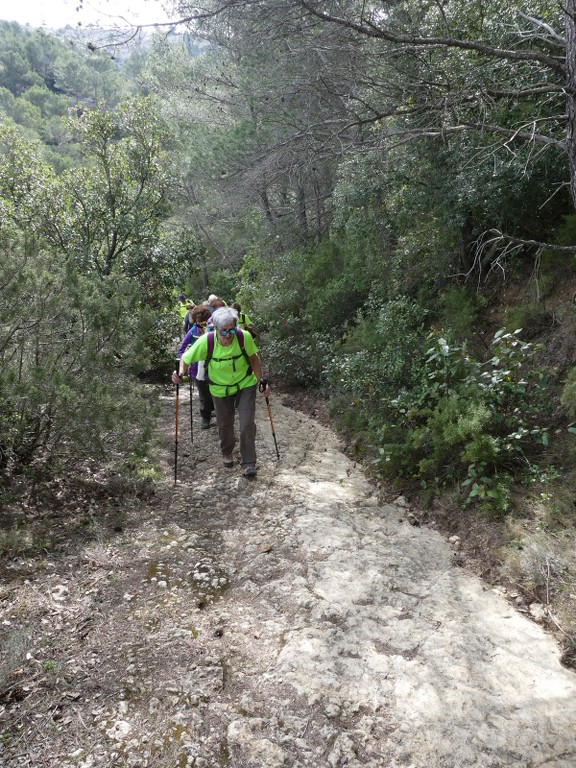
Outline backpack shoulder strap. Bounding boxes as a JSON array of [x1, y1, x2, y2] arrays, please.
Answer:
[[205, 331, 215, 382], [206, 332, 215, 365], [236, 328, 250, 363]]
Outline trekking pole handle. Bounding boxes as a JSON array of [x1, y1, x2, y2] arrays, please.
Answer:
[[259, 377, 269, 393]]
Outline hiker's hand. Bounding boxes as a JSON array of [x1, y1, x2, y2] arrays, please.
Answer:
[[258, 378, 270, 396], [172, 370, 183, 385]]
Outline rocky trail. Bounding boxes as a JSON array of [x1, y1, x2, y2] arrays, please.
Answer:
[[1, 386, 576, 768]]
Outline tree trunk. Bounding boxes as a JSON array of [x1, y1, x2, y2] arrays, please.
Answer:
[[296, 184, 308, 244], [565, 0, 576, 209]]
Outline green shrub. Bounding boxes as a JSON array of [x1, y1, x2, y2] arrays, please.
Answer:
[[261, 321, 331, 387], [462, 464, 512, 514], [372, 328, 551, 509], [205, 267, 237, 303], [561, 367, 576, 421], [0, 245, 156, 478], [504, 304, 550, 337], [440, 286, 487, 342], [242, 235, 389, 384], [325, 297, 429, 406], [139, 308, 177, 373]]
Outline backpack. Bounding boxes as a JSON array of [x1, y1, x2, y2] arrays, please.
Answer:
[[205, 329, 252, 387], [183, 311, 194, 335], [238, 312, 258, 339]]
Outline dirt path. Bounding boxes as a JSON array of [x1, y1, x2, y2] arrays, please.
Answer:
[[2, 387, 576, 768]]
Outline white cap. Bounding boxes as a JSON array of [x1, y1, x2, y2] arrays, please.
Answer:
[[208, 294, 218, 302]]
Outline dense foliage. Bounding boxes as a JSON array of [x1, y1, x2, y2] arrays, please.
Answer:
[[2, 5, 576, 510], [143, 0, 575, 505], [0, 24, 179, 482]]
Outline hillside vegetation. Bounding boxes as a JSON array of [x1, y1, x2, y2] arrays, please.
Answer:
[[1, 3, 576, 659]]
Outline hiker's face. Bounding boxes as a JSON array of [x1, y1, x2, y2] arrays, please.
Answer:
[[217, 325, 236, 346]]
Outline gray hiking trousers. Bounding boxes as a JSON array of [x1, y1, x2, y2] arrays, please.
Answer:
[[213, 384, 257, 467]]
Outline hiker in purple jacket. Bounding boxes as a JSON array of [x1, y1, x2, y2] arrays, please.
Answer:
[[177, 304, 214, 429]]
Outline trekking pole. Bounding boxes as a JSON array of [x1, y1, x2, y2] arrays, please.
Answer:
[[259, 379, 280, 460], [189, 378, 194, 443], [265, 397, 280, 459], [174, 383, 179, 485]]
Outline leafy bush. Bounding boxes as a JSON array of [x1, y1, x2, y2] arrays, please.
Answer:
[[504, 302, 551, 338], [560, 367, 576, 421], [325, 297, 429, 408], [139, 307, 178, 373], [440, 286, 487, 342], [261, 318, 332, 388], [0, 243, 156, 478], [204, 266, 238, 303], [372, 328, 551, 510], [242, 242, 376, 387]]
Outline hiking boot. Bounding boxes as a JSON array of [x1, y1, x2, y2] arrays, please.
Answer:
[[243, 466, 257, 478], [223, 455, 234, 468], [201, 417, 210, 429]]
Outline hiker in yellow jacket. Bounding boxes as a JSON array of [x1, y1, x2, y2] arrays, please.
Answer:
[[231, 302, 258, 338], [176, 293, 191, 338]]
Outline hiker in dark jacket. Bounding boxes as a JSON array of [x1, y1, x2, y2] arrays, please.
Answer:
[[172, 307, 269, 477], [182, 302, 196, 337], [177, 304, 214, 429]]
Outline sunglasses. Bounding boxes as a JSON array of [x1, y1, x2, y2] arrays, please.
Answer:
[[218, 327, 237, 337]]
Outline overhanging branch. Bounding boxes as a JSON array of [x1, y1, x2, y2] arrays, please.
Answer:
[[297, 0, 566, 75]]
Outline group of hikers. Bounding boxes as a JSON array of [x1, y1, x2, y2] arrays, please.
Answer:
[[172, 293, 270, 479]]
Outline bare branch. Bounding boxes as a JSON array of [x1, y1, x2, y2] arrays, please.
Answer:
[[485, 228, 576, 252], [297, 0, 566, 74], [518, 11, 566, 45]]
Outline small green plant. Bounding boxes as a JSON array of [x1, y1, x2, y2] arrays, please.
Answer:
[[462, 463, 512, 514], [520, 464, 561, 487], [0, 524, 33, 557], [124, 455, 161, 482], [42, 659, 59, 675], [504, 303, 549, 336]]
